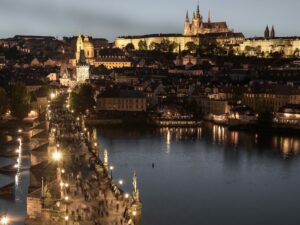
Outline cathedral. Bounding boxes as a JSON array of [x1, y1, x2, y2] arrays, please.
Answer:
[[184, 5, 230, 36]]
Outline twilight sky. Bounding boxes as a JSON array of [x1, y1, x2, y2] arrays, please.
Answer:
[[0, 0, 299, 41]]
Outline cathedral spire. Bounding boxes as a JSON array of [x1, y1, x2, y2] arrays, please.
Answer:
[[208, 10, 211, 24], [196, 4, 201, 18], [185, 10, 190, 22], [264, 25, 270, 39], [271, 25, 275, 38]]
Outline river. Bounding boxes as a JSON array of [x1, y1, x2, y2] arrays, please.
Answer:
[[96, 123, 300, 225]]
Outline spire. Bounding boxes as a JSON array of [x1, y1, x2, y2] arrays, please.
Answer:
[[196, 4, 200, 18], [78, 49, 86, 65], [271, 25, 275, 38], [264, 25, 270, 39], [208, 10, 211, 23], [185, 10, 189, 22]]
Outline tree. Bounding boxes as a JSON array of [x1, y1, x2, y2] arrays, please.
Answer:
[[11, 82, 31, 120], [70, 84, 95, 113], [125, 43, 135, 51], [0, 87, 8, 118], [185, 42, 198, 53], [138, 40, 148, 51], [149, 42, 159, 51]]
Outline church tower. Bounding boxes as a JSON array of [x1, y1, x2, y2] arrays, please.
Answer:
[[76, 49, 90, 83], [76, 34, 84, 62], [264, 26, 270, 39], [270, 26, 275, 38], [184, 11, 191, 35], [191, 4, 203, 35]]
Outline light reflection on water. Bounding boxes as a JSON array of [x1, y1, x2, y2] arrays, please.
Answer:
[[96, 123, 300, 225], [0, 136, 30, 225]]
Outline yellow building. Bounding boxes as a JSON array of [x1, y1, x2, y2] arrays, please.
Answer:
[[76, 34, 95, 62], [243, 86, 300, 113], [115, 33, 244, 53], [238, 37, 300, 57]]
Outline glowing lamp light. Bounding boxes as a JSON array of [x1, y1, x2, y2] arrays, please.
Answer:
[[64, 216, 69, 221], [0, 216, 8, 225], [124, 193, 129, 199], [132, 211, 137, 216], [52, 151, 62, 161], [64, 196, 69, 201], [50, 93, 56, 99], [17, 129, 23, 133], [118, 180, 124, 185], [109, 166, 114, 171]]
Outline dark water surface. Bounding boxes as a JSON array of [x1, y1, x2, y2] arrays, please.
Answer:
[[96, 124, 300, 225]]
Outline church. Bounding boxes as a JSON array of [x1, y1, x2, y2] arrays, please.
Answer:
[[184, 5, 230, 36], [115, 4, 244, 52]]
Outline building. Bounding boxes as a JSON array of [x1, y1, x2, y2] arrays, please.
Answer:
[[97, 90, 147, 112], [76, 35, 95, 63], [238, 26, 300, 57], [94, 56, 132, 69], [115, 4, 244, 52], [76, 50, 90, 83], [242, 84, 300, 113], [183, 6, 230, 36], [238, 37, 300, 57]]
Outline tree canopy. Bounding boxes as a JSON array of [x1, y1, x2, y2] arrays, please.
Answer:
[[70, 84, 95, 114], [138, 40, 148, 51], [0, 87, 8, 118], [11, 82, 31, 120]]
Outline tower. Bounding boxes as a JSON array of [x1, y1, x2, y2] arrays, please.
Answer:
[[184, 11, 191, 35], [270, 25, 275, 38], [264, 26, 270, 39], [191, 4, 203, 35], [76, 34, 83, 62], [76, 49, 90, 83]]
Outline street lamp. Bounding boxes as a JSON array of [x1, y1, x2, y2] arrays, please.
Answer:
[[0, 216, 8, 225], [109, 166, 114, 177], [118, 179, 124, 185], [124, 193, 129, 199], [50, 93, 56, 100], [52, 151, 62, 161]]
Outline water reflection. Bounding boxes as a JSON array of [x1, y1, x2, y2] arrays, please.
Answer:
[[157, 123, 300, 158]]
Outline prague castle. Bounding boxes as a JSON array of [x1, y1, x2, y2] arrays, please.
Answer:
[[183, 5, 230, 36], [115, 4, 244, 52]]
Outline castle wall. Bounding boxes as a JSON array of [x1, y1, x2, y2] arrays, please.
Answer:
[[238, 38, 300, 57], [115, 36, 198, 52]]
